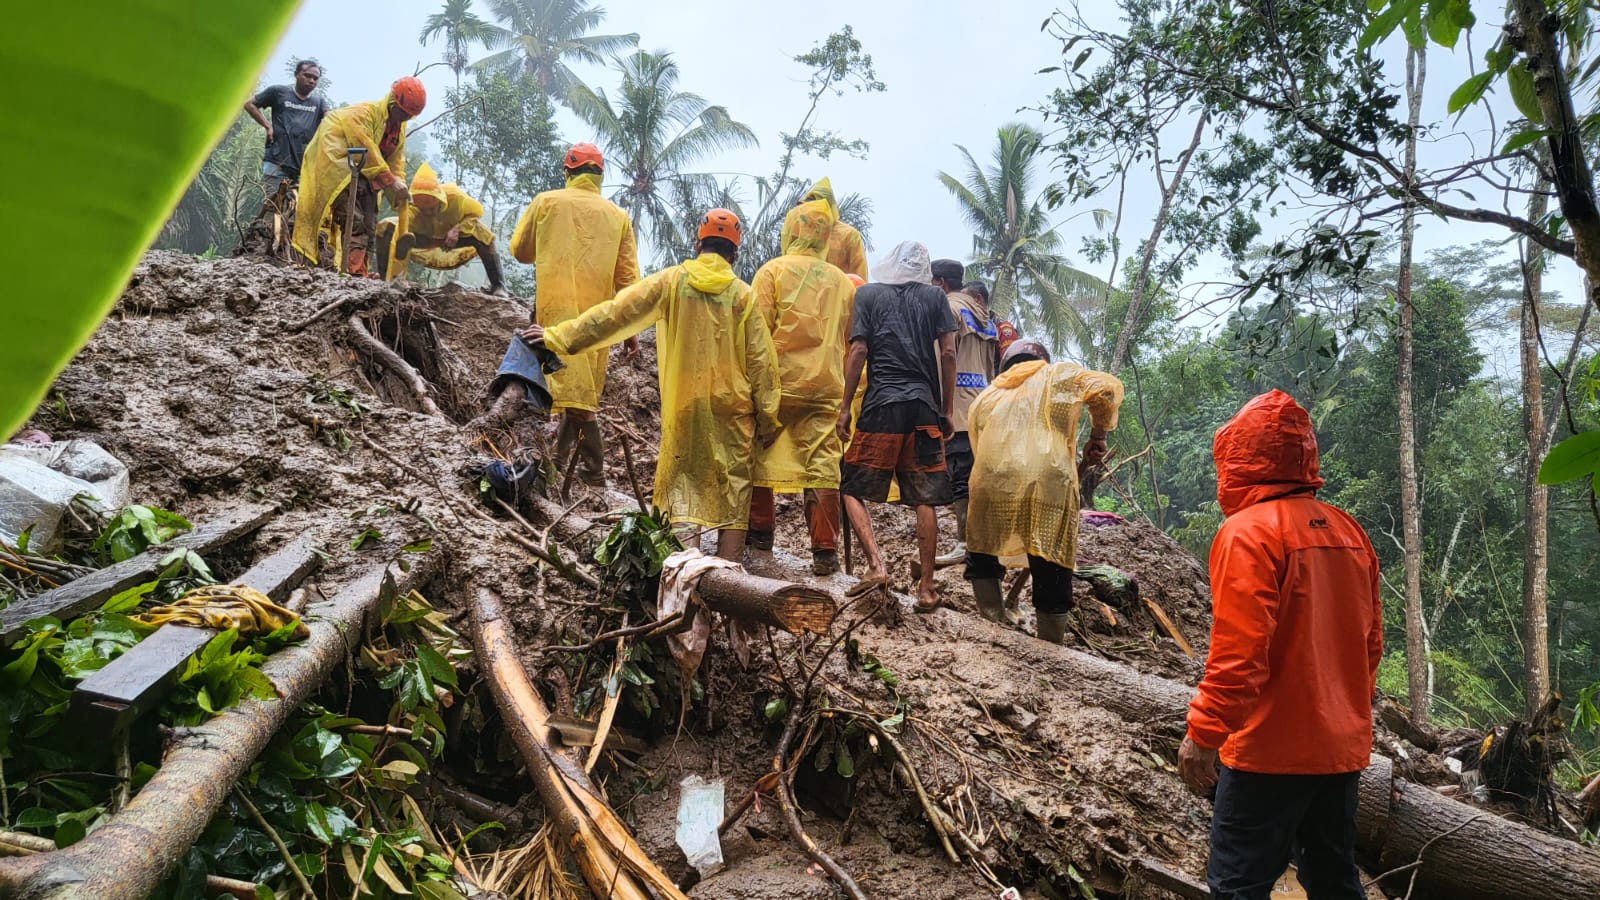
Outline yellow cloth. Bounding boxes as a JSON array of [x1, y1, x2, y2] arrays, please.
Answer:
[[752, 201, 856, 491], [379, 181, 495, 272], [292, 93, 408, 264], [780, 178, 869, 280], [134, 584, 309, 641], [509, 172, 640, 412], [545, 252, 781, 529], [967, 360, 1123, 569]]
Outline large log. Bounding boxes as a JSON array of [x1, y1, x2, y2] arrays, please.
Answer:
[[698, 568, 836, 635], [0, 558, 434, 899], [470, 587, 687, 900]]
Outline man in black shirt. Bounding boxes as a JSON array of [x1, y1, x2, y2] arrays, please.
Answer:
[[245, 60, 328, 191], [836, 241, 958, 611]]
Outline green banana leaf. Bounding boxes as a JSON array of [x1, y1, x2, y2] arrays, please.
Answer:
[[1, 1, 301, 440]]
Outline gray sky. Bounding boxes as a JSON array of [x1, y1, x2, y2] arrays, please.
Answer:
[[264, 0, 1585, 378]]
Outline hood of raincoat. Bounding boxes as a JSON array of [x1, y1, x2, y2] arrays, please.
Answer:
[[804, 177, 839, 220], [682, 251, 737, 294], [1212, 389, 1324, 516], [991, 358, 1046, 390], [782, 200, 832, 257], [873, 241, 932, 284], [565, 171, 603, 193], [409, 162, 447, 205]]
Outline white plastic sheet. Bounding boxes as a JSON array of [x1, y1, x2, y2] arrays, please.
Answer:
[[674, 774, 725, 875]]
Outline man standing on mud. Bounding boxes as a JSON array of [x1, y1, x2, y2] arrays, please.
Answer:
[[930, 259, 997, 566], [836, 241, 957, 611], [244, 60, 327, 193], [1178, 390, 1382, 900]]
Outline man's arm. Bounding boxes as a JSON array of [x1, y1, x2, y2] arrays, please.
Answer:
[[244, 88, 273, 142], [526, 269, 668, 357], [837, 339, 868, 443], [741, 294, 783, 447], [936, 332, 957, 436], [508, 197, 539, 267], [1187, 523, 1283, 749]]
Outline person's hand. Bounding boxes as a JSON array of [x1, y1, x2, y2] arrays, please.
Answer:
[[939, 415, 954, 439], [383, 181, 410, 209], [836, 409, 854, 445], [1081, 429, 1109, 469], [264, 123, 275, 144], [1177, 735, 1219, 789], [519, 324, 546, 346], [623, 336, 641, 361], [444, 225, 461, 249]]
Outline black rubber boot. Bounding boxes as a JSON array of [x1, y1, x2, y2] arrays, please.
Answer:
[[577, 418, 607, 486], [554, 414, 581, 471], [479, 242, 508, 296]]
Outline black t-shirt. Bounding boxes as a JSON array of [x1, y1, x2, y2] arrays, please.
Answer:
[[254, 84, 328, 173], [850, 282, 958, 416]]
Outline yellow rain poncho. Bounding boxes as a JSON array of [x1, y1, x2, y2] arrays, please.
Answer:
[[510, 172, 640, 412], [752, 201, 857, 491], [967, 360, 1124, 569], [292, 93, 408, 264], [544, 253, 781, 530], [378, 163, 495, 272], [781, 178, 869, 280]]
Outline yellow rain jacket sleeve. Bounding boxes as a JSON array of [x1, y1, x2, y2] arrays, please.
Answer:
[[509, 172, 640, 412], [292, 95, 407, 264], [546, 254, 780, 530], [966, 360, 1123, 569], [752, 201, 856, 491]]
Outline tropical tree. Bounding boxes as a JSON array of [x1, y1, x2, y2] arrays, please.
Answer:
[[938, 123, 1106, 355], [568, 50, 759, 263], [419, 0, 502, 180], [477, 0, 637, 99]]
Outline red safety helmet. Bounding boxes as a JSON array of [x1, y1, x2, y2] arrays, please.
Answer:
[[391, 76, 427, 117], [564, 142, 604, 171], [845, 273, 865, 288], [697, 208, 743, 247]]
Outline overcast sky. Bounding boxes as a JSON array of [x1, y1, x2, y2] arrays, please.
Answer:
[[262, 0, 1585, 379]]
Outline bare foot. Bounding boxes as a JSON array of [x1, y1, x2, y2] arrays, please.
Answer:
[[914, 588, 942, 613]]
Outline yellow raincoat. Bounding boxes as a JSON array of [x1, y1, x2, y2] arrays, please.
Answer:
[[292, 93, 408, 264], [752, 201, 857, 491], [378, 163, 496, 272], [544, 253, 781, 530], [781, 178, 869, 280], [510, 172, 639, 412], [967, 360, 1123, 569]]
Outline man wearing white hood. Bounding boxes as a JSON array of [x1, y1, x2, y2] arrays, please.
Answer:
[[836, 241, 958, 611]]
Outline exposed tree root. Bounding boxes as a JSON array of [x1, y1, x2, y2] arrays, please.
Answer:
[[346, 312, 444, 417]]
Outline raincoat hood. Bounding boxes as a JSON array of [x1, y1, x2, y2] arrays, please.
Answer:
[[1213, 389, 1324, 516], [804, 177, 839, 220], [565, 172, 603, 193], [683, 252, 737, 294], [872, 241, 932, 284], [782, 200, 832, 257], [992, 358, 1046, 390], [409, 161, 447, 205]]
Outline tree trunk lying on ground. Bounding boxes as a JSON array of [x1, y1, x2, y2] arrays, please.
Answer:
[[0, 558, 435, 899], [877, 614, 1600, 900], [470, 587, 688, 900]]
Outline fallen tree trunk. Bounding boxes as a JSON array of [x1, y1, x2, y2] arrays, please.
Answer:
[[0, 558, 435, 899], [860, 611, 1600, 900], [698, 568, 836, 635], [0, 831, 257, 899], [470, 587, 687, 900]]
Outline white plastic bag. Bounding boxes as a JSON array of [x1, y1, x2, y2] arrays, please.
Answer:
[[675, 774, 725, 876]]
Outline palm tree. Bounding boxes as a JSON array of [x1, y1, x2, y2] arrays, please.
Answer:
[[477, 0, 638, 99], [568, 50, 759, 263], [420, 0, 502, 179], [938, 123, 1107, 355]]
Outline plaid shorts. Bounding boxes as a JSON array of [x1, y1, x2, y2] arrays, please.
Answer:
[[841, 401, 954, 507]]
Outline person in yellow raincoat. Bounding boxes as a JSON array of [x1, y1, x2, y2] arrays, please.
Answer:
[[376, 163, 507, 295], [521, 209, 781, 559], [509, 142, 640, 486], [964, 339, 1123, 644], [780, 178, 869, 280], [748, 199, 857, 575], [291, 76, 426, 276]]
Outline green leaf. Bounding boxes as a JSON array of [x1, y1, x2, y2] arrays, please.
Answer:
[[1447, 71, 1495, 114], [1507, 64, 1544, 124], [102, 581, 158, 615], [415, 644, 458, 690], [401, 538, 433, 553], [1538, 431, 1600, 484], [1501, 127, 1551, 154], [1359, 3, 1408, 51], [349, 528, 383, 551], [14, 807, 56, 830], [763, 696, 789, 721], [835, 743, 855, 778], [1424, 0, 1474, 49]]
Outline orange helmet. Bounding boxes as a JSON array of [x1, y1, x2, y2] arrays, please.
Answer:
[[697, 208, 742, 247], [564, 142, 604, 171], [391, 76, 427, 117], [845, 273, 865, 288]]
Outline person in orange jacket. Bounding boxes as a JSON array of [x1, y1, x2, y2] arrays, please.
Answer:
[[1178, 389, 1382, 900]]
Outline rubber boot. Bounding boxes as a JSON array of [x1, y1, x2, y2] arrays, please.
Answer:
[[972, 578, 1005, 623], [935, 499, 968, 566], [479, 242, 508, 296], [1036, 612, 1071, 645], [1002, 588, 1024, 627], [553, 414, 581, 472], [577, 418, 607, 486]]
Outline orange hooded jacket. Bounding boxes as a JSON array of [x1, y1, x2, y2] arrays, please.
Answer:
[[1186, 390, 1383, 775]]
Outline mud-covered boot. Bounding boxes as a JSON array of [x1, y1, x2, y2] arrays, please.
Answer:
[[553, 414, 580, 471], [811, 550, 839, 576], [972, 578, 1005, 623], [1036, 612, 1071, 645], [1002, 588, 1024, 626], [935, 499, 968, 566], [577, 419, 607, 487], [479, 243, 509, 297]]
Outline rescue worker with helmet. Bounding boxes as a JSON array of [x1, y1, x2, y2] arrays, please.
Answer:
[[747, 199, 858, 575], [520, 210, 781, 560], [781, 178, 869, 281], [509, 143, 640, 487], [376, 162, 508, 296], [963, 339, 1123, 643], [292, 76, 426, 276]]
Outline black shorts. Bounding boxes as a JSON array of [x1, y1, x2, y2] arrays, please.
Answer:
[[964, 552, 1075, 615], [945, 431, 973, 501], [841, 401, 953, 507]]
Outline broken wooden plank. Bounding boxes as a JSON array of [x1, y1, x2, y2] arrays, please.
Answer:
[[546, 713, 650, 754], [70, 535, 321, 733], [1143, 593, 1196, 659], [1132, 857, 1210, 898], [1, 504, 275, 646]]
